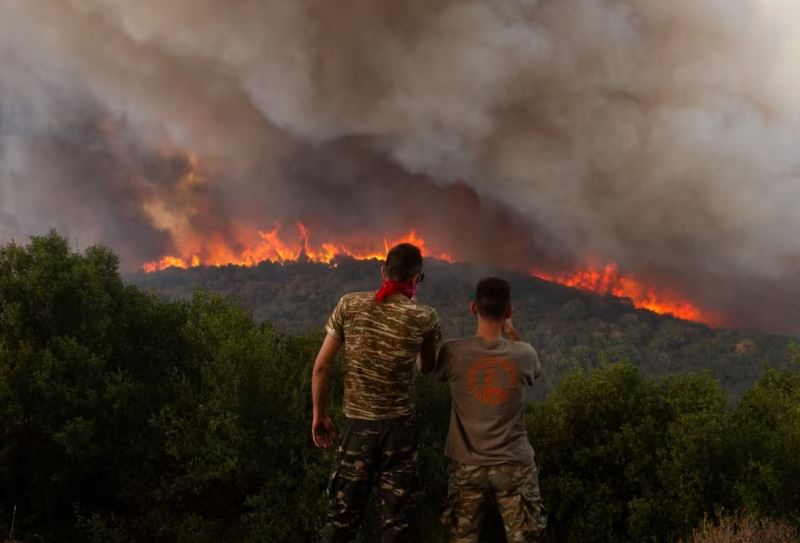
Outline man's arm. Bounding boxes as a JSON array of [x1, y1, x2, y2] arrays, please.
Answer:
[[432, 341, 452, 382], [531, 348, 542, 379], [505, 318, 542, 383], [503, 318, 522, 342], [418, 311, 443, 374], [311, 333, 341, 448], [418, 336, 437, 374]]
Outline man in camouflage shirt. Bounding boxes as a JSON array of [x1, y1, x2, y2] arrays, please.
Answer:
[[435, 277, 547, 542], [311, 243, 442, 543]]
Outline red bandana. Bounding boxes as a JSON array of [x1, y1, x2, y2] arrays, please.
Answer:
[[375, 280, 417, 302]]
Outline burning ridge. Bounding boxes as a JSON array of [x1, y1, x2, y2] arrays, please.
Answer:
[[142, 223, 715, 326]]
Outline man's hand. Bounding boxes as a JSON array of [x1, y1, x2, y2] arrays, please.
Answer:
[[503, 318, 521, 341], [312, 415, 337, 448], [311, 334, 341, 448]]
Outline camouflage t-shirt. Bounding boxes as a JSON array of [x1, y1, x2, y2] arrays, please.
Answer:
[[325, 291, 442, 420]]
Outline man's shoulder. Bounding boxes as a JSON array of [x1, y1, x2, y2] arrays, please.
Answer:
[[411, 300, 438, 319], [512, 341, 537, 356], [343, 291, 375, 300], [338, 292, 438, 321], [338, 292, 436, 317], [441, 336, 477, 351], [339, 291, 374, 305], [384, 296, 438, 322]]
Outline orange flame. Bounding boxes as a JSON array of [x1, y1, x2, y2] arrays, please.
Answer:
[[137, 147, 712, 325], [143, 225, 713, 324], [142, 223, 455, 272], [533, 264, 717, 324], [141, 255, 192, 273]]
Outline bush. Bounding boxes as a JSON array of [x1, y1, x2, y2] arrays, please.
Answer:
[[686, 512, 800, 543], [733, 363, 800, 520], [528, 363, 738, 542]]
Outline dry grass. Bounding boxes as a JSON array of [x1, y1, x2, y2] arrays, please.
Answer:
[[687, 512, 800, 543]]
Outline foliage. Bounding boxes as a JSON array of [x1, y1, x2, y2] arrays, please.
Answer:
[[529, 364, 737, 542], [685, 512, 800, 543], [1, 233, 799, 542], [131, 258, 793, 401], [733, 363, 800, 520], [0, 232, 337, 541]]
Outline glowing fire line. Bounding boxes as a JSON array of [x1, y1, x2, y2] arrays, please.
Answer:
[[533, 264, 716, 324], [143, 223, 713, 325], [142, 223, 455, 273]]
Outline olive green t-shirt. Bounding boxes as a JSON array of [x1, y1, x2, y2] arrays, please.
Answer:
[[326, 291, 441, 420], [435, 336, 541, 465]]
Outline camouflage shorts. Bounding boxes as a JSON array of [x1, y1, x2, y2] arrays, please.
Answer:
[[443, 461, 547, 543], [322, 415, 418, 543]]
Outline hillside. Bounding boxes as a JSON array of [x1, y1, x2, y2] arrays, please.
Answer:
[[130, 257, 794, 399]]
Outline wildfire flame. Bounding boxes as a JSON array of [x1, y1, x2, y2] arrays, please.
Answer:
[[138, 158, 713, 324], [143, 223, 715, 325], [533, 264, 717, 324], [141, 223, 455, 273]]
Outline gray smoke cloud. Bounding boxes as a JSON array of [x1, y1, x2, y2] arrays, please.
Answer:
[[1, 0, 799, 334]]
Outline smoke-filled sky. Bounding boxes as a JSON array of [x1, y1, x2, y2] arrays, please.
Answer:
[[1, 0, 799, 334]]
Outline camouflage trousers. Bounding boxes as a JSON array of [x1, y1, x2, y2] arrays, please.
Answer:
[[322, 415, 418, 543], [443, 461, 547, 543]]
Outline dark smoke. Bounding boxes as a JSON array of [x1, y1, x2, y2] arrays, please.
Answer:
[[1, 1, 799, 334]]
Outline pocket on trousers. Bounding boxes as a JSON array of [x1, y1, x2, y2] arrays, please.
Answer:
[[326, 467, 340, 499], [440, 463, 461, 527], [518, 467, 547, 533], [326, 419, 353, 498]]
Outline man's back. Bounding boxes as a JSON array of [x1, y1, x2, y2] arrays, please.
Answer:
[[437, 336, 541, 465], [435, 277, 547, 542], [326, 291, 440, 420], [313, 243, 441, 543]]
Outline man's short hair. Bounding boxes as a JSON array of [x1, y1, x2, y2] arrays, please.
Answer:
[[385, 243, 423, 282], [475, 277, 511, 320]]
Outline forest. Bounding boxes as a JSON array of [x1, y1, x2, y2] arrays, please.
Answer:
[[2, 232, 799, 542], [132, 250, 794, 401]]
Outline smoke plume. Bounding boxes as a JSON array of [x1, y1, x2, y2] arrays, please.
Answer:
[[1, 0, 799, 333]]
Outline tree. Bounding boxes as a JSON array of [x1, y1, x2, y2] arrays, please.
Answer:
[[528, 363, 735, 542]]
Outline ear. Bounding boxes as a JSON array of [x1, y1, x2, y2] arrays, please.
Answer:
[[505, 305, 513, 319], [470, 301, 478, 315], [381, 264, 388, 281]]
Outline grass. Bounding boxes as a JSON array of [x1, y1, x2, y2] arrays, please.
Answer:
[[687, 512, 800, 543]]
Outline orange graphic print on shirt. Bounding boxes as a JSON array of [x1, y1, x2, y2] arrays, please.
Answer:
[[466, 357, 519, 406]]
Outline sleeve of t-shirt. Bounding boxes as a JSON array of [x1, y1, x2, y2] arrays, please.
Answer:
[[434, 341, 453, 382], [522, 343, 542, 385], [423, 309, 443, 346], [325, 295, 348, 341]]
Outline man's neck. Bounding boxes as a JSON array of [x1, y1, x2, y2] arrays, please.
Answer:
[[476, 318, 504, 342]]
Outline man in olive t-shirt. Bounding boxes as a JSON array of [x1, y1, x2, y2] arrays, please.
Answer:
[[435, 277, 546, 543], [311, 243, 442, 543]]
